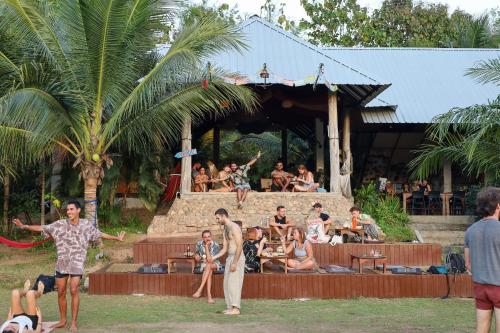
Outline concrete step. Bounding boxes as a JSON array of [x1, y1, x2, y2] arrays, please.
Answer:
[[418, 231, 465, 246], [409, 215, 475, 225], [413, 223, 470, 231]]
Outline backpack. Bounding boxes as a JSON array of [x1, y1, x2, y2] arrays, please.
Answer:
[[446, 253, 467, 274]]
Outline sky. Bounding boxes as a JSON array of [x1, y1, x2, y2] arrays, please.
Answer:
[[192, 0, 499, 22]]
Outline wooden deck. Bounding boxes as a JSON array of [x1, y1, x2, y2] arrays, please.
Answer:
[[133, 239, 442, 267], [89, 267, 473, 299], [87, 238, 473, 299]]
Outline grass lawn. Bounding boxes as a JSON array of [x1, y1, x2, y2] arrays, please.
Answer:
[[0, 235, 487, 333]]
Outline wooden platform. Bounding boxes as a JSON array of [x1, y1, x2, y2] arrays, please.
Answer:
[[133, 239, 442, 267], [88, 238, 473, 299], [89, 267, 473, 299]]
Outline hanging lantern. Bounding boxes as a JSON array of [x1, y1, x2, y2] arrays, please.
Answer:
[[258, 63, 271, 88]]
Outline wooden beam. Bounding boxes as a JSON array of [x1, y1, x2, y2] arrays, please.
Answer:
[[443, 159, 452, 193], [341, 108, 352, 196], [328, 93, 341, 193], [180, 117, 192, 194], [315, 118, 325, 172], [281, 128, 288, 167], [213, 126, 220, 166]]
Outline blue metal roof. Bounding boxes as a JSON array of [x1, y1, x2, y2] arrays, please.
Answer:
[[322, 47, 500, 123], [159, 16, 390, 105]]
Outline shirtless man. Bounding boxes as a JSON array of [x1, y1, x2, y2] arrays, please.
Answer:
[[270, 161, 292, 192], [13, 201, 126, 332], [210, 208, 245, 315]]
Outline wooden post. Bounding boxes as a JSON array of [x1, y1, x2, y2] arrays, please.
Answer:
[[341, 108, 352, 197], [281, 128, 288, 167], [180, 117, 192, 194], [443, 159, 452, 193], [213, 126, 220, 166], [315, 118, 325, 172], [328, 93, 341, 193]]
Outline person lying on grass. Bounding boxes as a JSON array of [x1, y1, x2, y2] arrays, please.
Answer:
[[13, 200, 126, 332], [280, 228, 316, 270], [0, 280, 45, 333]]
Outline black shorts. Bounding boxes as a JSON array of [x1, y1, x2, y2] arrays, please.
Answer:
[[13, 313, 39, 330], [55, 271, 83, 279]]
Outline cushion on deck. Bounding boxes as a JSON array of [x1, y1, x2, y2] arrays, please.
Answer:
[[321, 265, 354, 274]]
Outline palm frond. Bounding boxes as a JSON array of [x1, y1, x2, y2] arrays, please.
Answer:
[[466, 57, 500, 86]]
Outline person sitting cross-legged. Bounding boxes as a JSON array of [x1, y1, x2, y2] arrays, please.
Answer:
[[280, 228, 316, 270], [1, 280, 45, 333], [269, 205, 295, 241], [192, 230, 222, 304], [293, 165, 319, 192], [194, 167, 209, 192]]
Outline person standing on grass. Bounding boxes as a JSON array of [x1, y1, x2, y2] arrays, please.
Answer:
[[210, 208, 244, 315], [13, 200, 126, 332], [464, 187, 500, 333]]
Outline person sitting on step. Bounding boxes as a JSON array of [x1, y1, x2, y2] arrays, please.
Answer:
[[350, 206, 379, 241], [222, 151, 261, 209], [194, 167, 209, 192], [305, 202, 332, 244], [269, 206, 295, 241], [1, 280, 45, 333], [209, 164, 233, 192], [270, 161, 292, 192], [293, 165, 319, 192], [280, 228, 316, 270], [192, 230, 222, 304]]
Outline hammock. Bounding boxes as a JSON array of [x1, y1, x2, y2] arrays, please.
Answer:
[[0, 235, 51, 249]]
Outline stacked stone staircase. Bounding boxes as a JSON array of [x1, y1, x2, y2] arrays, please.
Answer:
[[148, 192, 354, 237], [411, 215, 475, 246]]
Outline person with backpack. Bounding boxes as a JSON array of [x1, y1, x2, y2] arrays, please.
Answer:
[[464, 187, 500, 333]]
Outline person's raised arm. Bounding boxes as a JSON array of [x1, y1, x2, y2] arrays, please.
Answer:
[[100, 231, 126, 242], [246, 151, 261, 167], [13, 219, 43, 233], [231, 227, 243, 272]]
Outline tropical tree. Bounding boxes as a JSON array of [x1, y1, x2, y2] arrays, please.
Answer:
[[409, 58, 500, 183], [0, 0, 256, 223]]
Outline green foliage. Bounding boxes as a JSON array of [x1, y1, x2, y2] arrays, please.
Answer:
[[410, 59, 500, 182], [300, 0, 499, 47], [354, 182, 414, 242]]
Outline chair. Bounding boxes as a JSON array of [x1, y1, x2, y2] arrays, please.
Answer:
[[450, 191, 466, 215], [411, 191, 427, 215], [427, 191, 442, 215], [260, 178, 272, 192]]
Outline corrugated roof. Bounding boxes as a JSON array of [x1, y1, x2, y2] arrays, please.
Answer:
[[158, 16, 390, 105], [323, 47, 500, 123]]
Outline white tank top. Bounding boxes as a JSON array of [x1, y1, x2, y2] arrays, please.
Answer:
[[0, 315, 33, 333]]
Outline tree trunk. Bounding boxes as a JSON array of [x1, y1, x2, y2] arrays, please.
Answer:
[[40, 166, 46, 226], [50, 155, 63, 220], [84, 177, 99, 227], [328, 93, 341, 193], [3, 174, 9, 234]]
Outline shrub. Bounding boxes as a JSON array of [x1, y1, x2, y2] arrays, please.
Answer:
[[354, 182, 414, 242]]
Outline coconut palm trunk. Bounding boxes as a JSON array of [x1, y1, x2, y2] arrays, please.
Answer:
[[2, 174, 9, 234], [40, 166, 45, 226]]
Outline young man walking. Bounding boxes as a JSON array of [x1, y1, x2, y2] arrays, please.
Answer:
[[464, 187, 500, 333], [210, 208, 244, 315], [14, 201, 125, 332]]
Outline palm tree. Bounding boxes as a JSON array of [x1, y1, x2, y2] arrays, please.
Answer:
[[409, 58, 500, 183], [0, 0, 256, 223]]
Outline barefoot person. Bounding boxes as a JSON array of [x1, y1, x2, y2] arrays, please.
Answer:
[[281, 228, 316, 270], [227, 152, 261, 208], [13, 200, 126, 332], [210, 208, 245, 315], [1, 280, 45, 333], [269, 206, 295, 241], [192, 230, 222, 304]]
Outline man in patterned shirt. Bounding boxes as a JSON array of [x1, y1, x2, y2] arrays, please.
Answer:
[[227, 151, 261, 209], [14, 200, 125, 332], [192, 230, 222, 304]]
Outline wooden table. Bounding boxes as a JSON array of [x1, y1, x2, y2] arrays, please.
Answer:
[[350, 254, 388, 274], [402, 192, 452, 215], [259, 254, 288, 274], [335, 227, 365, 244], [167, 254, 196, 274]]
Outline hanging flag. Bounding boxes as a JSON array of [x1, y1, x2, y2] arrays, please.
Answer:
[[174, 149, 198, 159]]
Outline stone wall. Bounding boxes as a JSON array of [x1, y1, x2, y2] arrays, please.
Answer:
[[148, 192, 354, 237]]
